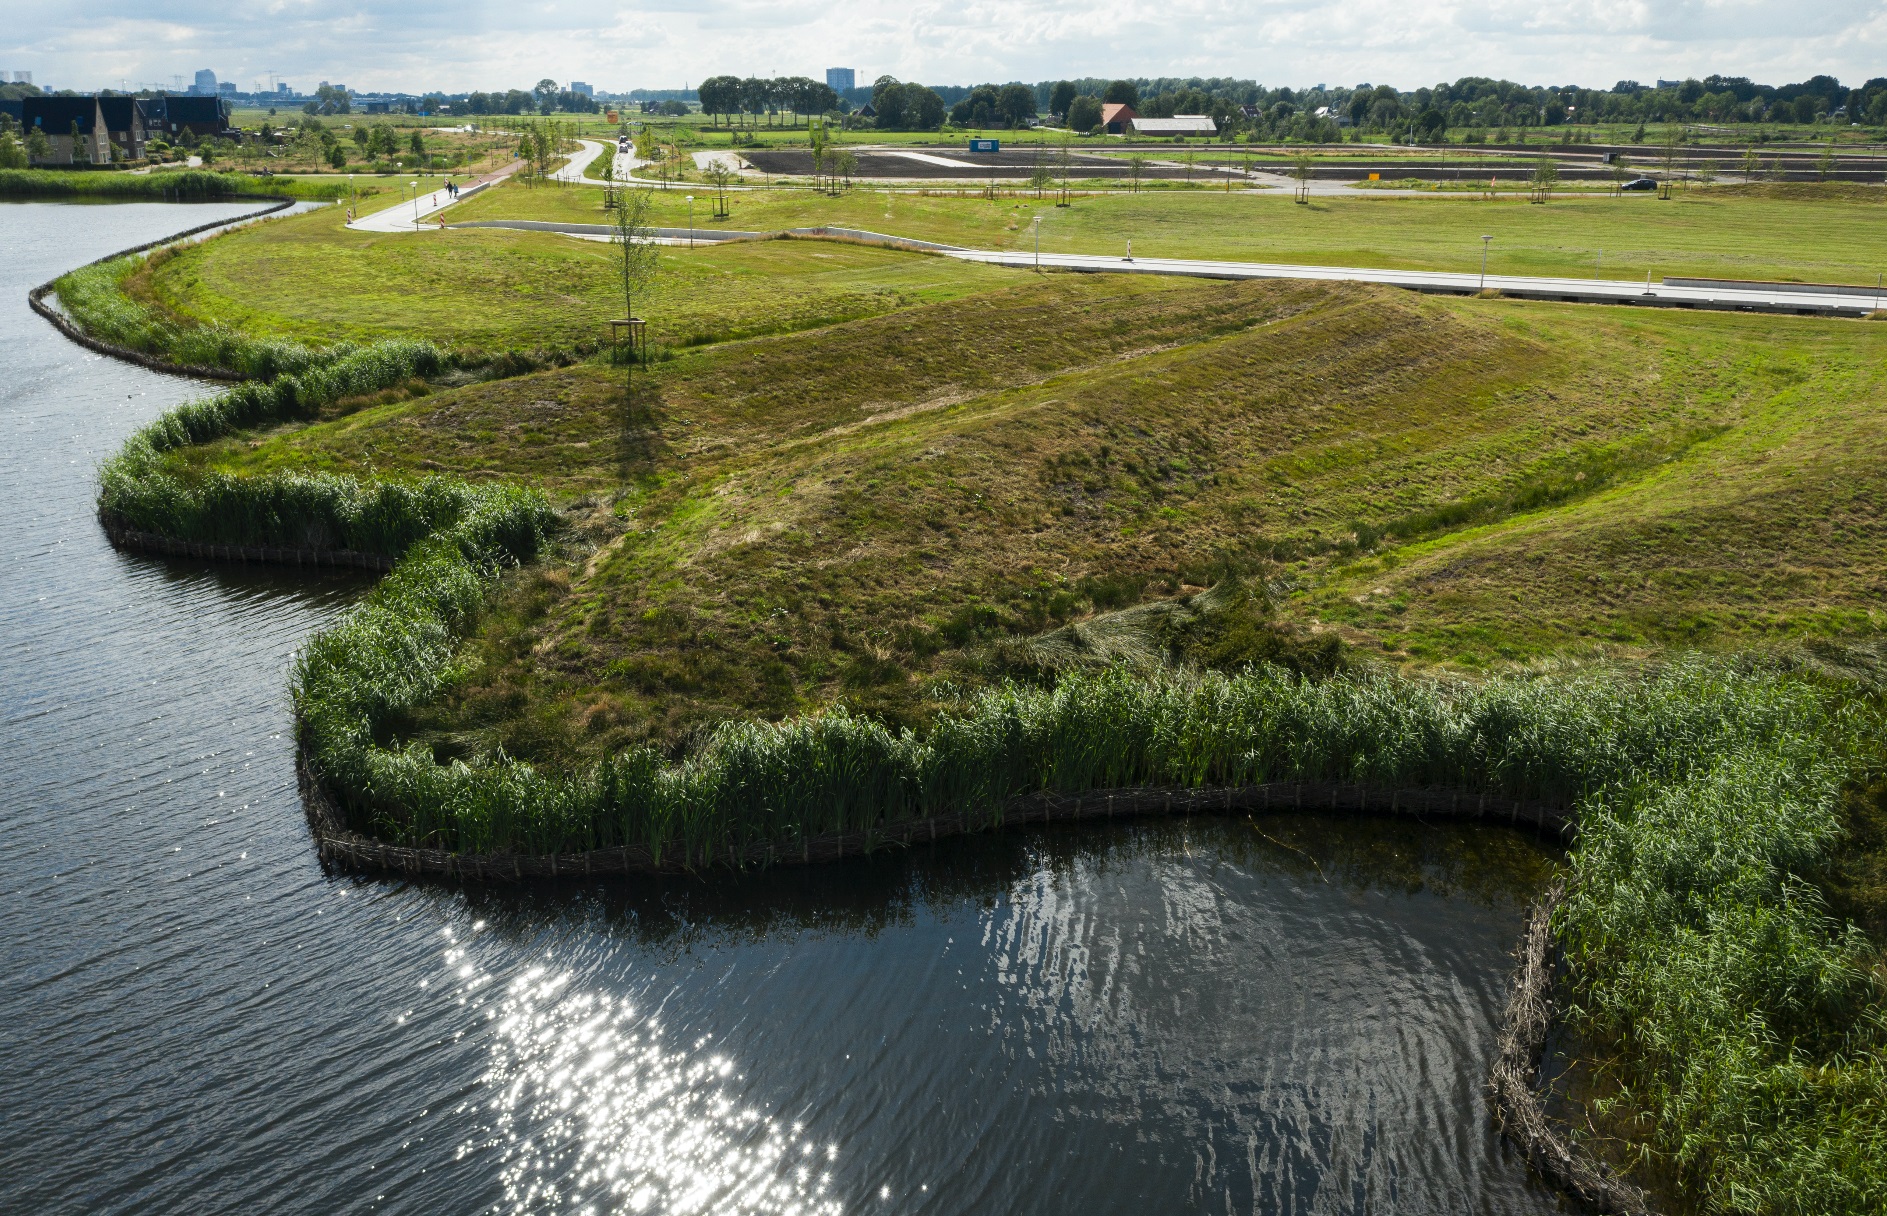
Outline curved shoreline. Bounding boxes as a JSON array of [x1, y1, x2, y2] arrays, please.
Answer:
[[58, 199, 1660, 1214], [299, 753, 1570, 878], [302, 750, 1651, 1210], [26, 194, 298, 382], [1494, 888, 1655, 1215]]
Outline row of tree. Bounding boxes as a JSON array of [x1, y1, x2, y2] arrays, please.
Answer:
[[459, 80, 599, 116], [697, 76, 843, 125]]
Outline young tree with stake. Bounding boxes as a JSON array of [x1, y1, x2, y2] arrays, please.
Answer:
[[612, 185, 659, 374]]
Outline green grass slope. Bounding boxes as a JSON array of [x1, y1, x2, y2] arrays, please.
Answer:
[[180, 272, 1887, 764]]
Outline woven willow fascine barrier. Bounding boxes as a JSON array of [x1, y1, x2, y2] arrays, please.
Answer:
[[1493, 887, 1657, 1216], [26, 195, 296, 382], [101, 520, 396, 573], [298, 758, 1571, 880]]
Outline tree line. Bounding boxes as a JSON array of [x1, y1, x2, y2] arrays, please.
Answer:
[[697, 76, 844, 126], [458, 79, 599, 116]]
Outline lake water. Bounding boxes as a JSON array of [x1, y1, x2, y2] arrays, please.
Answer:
[[0, 201, 1566, 1215]]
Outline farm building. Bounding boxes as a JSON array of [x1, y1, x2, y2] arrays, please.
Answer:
[[1101, 103, 1137, 134], [1131, 115, 1217, 137]]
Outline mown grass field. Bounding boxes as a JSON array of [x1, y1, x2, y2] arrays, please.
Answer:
[[130, 201, 1011, 352], [453, 178, 1887, 284]]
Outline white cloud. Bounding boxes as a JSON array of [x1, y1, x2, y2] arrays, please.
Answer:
[[2, 0, 1883, 93]]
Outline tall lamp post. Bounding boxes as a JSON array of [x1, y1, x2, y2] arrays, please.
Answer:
[[685, 195, 694, 248], [1032, 214, 1042, 268], [1479, 234, 1493, 291]]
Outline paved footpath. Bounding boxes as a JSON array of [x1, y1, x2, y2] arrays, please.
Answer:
[[346, 155, 529, 232], [945, 248, 1886, 317]]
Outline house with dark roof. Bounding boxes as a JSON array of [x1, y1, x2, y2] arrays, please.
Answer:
[[140, 95, 232, 139], [98, 96, 152, 159], [22, 96, 109, 164], [18, 94, 232, 164]]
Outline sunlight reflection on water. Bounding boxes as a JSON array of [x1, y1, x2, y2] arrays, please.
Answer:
[[472, 960, 841, 1216]]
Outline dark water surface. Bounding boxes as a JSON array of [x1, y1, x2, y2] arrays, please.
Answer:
[[0, 202, 1566, 1215]]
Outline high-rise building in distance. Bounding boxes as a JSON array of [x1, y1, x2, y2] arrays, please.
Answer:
[[826, 68, 855, 94], [13, 71, 32, 85], [570, 81, 593, 97], [192, 69, 217, 95]]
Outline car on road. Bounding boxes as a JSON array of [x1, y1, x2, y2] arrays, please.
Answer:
[[1621, 177, 1658, 191]]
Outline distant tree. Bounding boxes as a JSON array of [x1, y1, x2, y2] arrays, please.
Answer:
[[1103, 80, 1139, 106], [25, 124, 52, 163], [1818, 140, 1836, 180], [908, 86, 945, 130], [873, 81, 909, 129], [1530, 158, 1559, 199], [698, 76, 737, 124], [703, 162, 736, 216], [1126, 152, 1146, 192], [739, 77, 770, 125], [1791, 95, 1818, 124], [0, 129, 26, 169], [998, 83, 1036, 128], [326, 142, 346, 169], [409, 129, 425, 158], [313, 83, 351, 115], [950, 84, 1001, 128], [1049, 81, 1077, 118], [535, 78, 560, 113], [1066, 95, 1102, 132]]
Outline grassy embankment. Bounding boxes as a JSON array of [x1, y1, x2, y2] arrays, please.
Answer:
[[167, 275, 1887, 759]]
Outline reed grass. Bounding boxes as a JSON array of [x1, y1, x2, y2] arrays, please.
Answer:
[[0, 168, 350, 200]]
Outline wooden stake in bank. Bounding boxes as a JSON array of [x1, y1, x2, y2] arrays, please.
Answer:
[[607, 317, 647, 359]]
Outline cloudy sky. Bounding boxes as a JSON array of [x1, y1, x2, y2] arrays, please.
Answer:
[[4, 0, 1885, 94]]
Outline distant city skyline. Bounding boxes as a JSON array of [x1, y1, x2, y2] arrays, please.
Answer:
[[4, 0, 1883, 96]]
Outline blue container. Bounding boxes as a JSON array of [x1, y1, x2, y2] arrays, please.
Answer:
[[969, 139, 1001, 153]]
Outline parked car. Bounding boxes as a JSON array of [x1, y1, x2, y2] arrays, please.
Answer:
[[1621, 177, 1658, 191]]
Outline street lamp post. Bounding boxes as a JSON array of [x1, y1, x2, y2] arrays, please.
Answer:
[[1479, 234, 1493, 290], [685, 195, 694, 248], [1033, 214, 1042, 268], [412, 181, 420, 222]]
